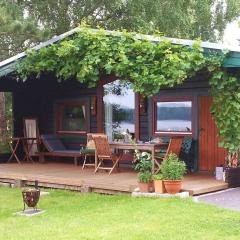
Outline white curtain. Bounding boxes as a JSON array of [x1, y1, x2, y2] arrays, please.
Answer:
[[24, 119, 38, 155], [82, 105, 86, 118], [104, 102, 113, 142]]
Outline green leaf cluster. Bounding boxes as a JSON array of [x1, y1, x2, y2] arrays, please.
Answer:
[[160, 154, 186, 180], [152, 173, 163, 180], [17, 27, 218, 96], [210, 71, 240, 154], [137, 171, 152, 183]]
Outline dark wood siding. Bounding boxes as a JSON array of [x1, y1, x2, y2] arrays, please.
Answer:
[[139, 111, 148, 141], [9, 74, 98, 149]]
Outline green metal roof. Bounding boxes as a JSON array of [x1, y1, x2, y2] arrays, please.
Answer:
[[1, 27, 240, 78]]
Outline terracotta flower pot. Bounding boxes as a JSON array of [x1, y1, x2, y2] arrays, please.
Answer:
[[138, 182, 153, 192], [163, 180, 182, 194], [153, 180, 165, 194]]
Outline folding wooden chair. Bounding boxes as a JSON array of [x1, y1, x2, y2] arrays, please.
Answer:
[[82, 133, 97, 170], [154, 137, 183, 173], [92, 134, 121, 175]]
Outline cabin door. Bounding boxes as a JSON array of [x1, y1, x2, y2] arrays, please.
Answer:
[[198, 96, 227, 171]]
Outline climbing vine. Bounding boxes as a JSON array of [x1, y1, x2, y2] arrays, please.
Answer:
[[17, 27, 221, 95], [210, 71, 240, 161], [16, 27, 240, 160]]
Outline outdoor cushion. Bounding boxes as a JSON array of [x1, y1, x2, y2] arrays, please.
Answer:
[[80, 148, 95, 153], [41, 134, 66, 151], [86, 139, 95, 149], [55, 150, 81, 154]]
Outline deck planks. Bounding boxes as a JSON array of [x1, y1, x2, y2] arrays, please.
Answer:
[[0, 163, 228, 195]]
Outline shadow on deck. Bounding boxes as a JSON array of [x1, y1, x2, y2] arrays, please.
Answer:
[[0, 163, 228, 195]]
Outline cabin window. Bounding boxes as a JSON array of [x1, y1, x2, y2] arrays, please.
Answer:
[[153, 97, 193, 135], [103, 80, 135, 141], [56, 101, 88, 134]]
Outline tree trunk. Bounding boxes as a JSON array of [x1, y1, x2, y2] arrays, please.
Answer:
[[0, 92, 7, 141]]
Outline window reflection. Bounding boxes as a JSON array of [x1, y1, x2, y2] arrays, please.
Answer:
[[56, 102, 87, 133], [62, 106, 86, 131], [156, 101, 192, 133], [103, 80, 135, 141]]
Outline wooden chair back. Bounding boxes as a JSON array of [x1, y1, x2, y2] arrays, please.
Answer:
[[86, 133, 105, 149], [166, 137, 183, 157], [92, 134, 112, 159]]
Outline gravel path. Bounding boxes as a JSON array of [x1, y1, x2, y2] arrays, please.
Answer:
[[195, 188, 240, 211]]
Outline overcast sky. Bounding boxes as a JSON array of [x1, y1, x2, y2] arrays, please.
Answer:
[[223, 18, 240, 47]]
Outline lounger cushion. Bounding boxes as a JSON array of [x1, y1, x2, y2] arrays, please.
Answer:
[[55, 150, 81, 154], [41, 134, 66, 151]]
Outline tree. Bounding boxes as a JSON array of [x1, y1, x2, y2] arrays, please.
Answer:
[[0, 1, 51, 61]]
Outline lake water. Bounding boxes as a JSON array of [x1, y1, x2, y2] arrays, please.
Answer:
[[157, 120, 191, 132], [105, 120, 191, 134]]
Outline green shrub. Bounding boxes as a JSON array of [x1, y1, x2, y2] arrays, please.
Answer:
[[137, 171, 152, 183], [160, 153, 186, 180], [152, 173, 163, 180]]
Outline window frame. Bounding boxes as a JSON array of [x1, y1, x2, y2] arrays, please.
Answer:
[[55, 100, 89, 135], [97, 76, 140, 140], [103, 80, 136, 137], [152, 96, 194, 136]]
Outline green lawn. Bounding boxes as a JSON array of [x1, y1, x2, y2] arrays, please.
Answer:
[[0, 187, 240, 240]]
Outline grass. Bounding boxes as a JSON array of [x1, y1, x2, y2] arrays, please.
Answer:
[[0, 187, 240, 240]]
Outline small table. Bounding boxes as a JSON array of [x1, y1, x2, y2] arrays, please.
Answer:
[[109, 142, 168, 173], [8, 137, 37, 164]]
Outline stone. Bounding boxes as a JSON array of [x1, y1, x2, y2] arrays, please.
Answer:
[[16, 209, 46, 216], [40, 191, 50, 196], [13, 179, 26, 188], [80, 186, 92, 193], [0, 182, 11, 187], [133, 187, 140, 192], [132, 191, 190, 198]]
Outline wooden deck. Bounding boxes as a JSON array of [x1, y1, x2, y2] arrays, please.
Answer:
[[0, 163, 228, 195]]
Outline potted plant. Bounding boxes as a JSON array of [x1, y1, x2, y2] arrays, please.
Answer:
[[160, 153, 186, 194], [137, 171, 153, 192], [152, 173, 165, 193], [134, 151, 153, 192], [224, 152, 240, 187]]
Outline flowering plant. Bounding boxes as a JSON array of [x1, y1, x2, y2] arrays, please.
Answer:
[[226, 152, 240, 168], [122, 132, 153, 182], [134, 152, 152, 183]]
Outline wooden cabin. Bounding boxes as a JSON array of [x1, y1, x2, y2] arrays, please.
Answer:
[[1, 28, 240, 173]]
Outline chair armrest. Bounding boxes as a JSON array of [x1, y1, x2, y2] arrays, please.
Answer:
[[80, 144, 86, 149]]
